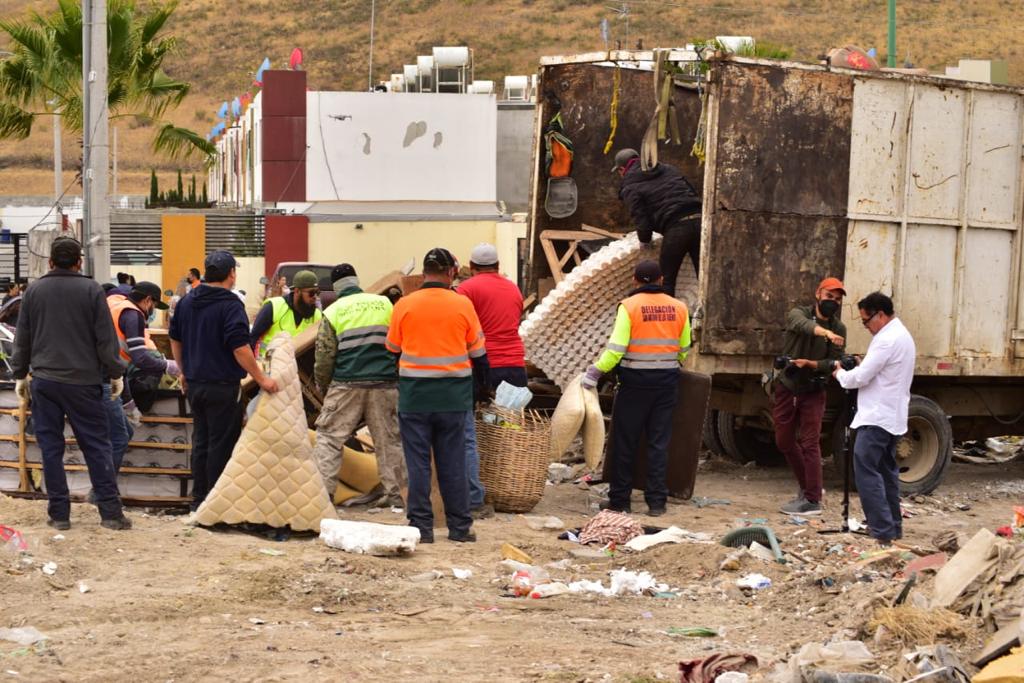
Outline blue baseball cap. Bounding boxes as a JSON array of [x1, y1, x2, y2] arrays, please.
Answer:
[[204, 250, 238, 281]]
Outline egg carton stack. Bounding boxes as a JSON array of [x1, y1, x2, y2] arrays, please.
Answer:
[[521, 232, 698, 389]]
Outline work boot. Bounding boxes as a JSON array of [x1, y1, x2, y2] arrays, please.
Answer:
[[417, 529, 434, 544], [470, 503, 495, 520], [780, 499, 821, 516], [599, 501, 631, 514], [646, 506, 667, 517], [448, 530, 477, 543], [47, 518, 71, 531], [100, 516, 132, 530]]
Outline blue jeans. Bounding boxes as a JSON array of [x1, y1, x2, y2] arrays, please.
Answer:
[[399, 411, 472, 536], [464, 411, 485, 508], [31, 378, 122, 521], [102, 383, 133, 474], [853, 425, 903, 542]]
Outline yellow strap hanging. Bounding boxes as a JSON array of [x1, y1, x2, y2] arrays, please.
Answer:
[[603, 65, 621, 155]]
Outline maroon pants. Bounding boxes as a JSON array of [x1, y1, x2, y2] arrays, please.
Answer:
[[772, 384, 827, 503]]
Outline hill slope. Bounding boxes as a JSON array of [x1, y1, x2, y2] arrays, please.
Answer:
[[2, 0, 1022, 196]]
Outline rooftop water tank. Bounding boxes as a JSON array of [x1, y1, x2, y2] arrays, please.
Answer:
[[416, 55, 434, 75], [432, 46, 470, 68], [468, 80, 494, 94]]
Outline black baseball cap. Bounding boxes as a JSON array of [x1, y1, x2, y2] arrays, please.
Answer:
[[331, 263, 357, 282], [204, 250, 238, 281], [132, 281, 169, 309], [423, 247, 457, 270], [634, 260, 662, 283]]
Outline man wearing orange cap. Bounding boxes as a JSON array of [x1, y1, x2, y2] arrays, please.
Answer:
[[773, 277, 847, 516]]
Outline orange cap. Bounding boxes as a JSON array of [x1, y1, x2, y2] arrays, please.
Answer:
[[818, 277, 846, 295]]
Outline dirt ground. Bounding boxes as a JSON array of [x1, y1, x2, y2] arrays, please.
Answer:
[[1, 457, 1021, 682]]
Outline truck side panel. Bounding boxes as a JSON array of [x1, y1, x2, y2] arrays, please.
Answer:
[[699, 63, 853, 356]]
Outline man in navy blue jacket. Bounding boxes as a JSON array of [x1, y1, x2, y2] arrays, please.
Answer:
[[169, 251, 279, 511]]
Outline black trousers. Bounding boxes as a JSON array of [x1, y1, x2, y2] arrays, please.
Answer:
[[187, 381, 242, 510], [609, 382, 679, 509], [488, 366, 528, 390], [399, 411, 472, 537], [660, 216, 701, 297], [31, 378, 123, 521]]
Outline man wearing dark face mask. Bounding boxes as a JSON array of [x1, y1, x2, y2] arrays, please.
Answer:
[[773, 277, 847, 516]]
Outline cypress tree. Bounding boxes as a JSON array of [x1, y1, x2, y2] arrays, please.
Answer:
[[149, 169, 159, 205], [176, 169, 184, 202], [202, 182, 208, 206]]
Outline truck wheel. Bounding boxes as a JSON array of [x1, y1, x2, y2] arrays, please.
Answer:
[[832, 395, 952, 496], [896, 396, 952, 496], [703, 409, 726, 456], [716, 410, 785, 466]]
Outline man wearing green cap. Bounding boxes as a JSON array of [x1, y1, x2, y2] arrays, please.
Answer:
[[250, 269, 323, 357]]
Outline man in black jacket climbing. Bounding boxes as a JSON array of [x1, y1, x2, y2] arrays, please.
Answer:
[[614, 148, 702, 297]]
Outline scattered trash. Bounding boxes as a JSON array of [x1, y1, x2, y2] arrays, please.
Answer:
[[715, 673, 748, 683], [528, 582, 570, 599], [409, 570, 444, 583], [972, 647, 1024, 683], [567, 568, 669, 597], [522, 515, 564, 531], [721, 525, 785, 563], [41, 562, 57, 576], [258, 548, 286, 557], [500, 543, 533, 564], [720, 548, 748, 571], [736, 573, 771, 590], [624, 526, 712, 552], [692, 497, 732, 508], [666, 626, 719, 638], [547, 463, 574, 484], [748, 541, 777, 563], [932, 530, 965, 554], [312, 606, 324, 613], [790, 640, 875, 673], [578, 510, 643, 545], [452, 567, 473, 580], [51, 534, 65, 542], [569, 547, 612, 562], [0, 627, 48, 646], [248, 617, 265, 625], [512, 569, 536, 597], [869, 605, 967, 646], [78, 581, 91, 594], [903, 552, 948, 577], [787, 516, 809, 526], [494, 381, 533, 410], [848, 518, 865, 532], [0, 525, 27, 552], [679, 653, 758, 683], [932, 528, 999, 608], [319, 519, 419, 556]]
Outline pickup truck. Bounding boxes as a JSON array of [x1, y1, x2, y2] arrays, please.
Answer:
[[525, 51, 1024, 495]]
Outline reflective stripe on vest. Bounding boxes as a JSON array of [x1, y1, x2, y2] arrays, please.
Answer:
[[620, 293, 688, 370], [107, 296, 156, 362], [336, 324, 389, 351], [390, 288, 485, 380], [259, 296, 323, 357]]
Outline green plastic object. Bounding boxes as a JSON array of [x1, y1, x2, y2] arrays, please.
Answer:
[[720, 525, 786, 563]]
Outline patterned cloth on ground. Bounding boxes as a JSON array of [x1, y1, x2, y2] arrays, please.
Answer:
[[578, 509, 644, 545]]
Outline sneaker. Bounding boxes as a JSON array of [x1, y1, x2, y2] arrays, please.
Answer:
[[646, 506, 667, 517], [470, 504, 495, 520], [47, 518, 71, 531], [779, 499, 822, 516], [599, 501, 631, 514], [100, 516, 132, 530], [448, 530, 477, 543]]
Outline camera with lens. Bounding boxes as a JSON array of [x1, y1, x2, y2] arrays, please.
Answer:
[[773, 355, 792, 370], [828, 354, 858, 372]]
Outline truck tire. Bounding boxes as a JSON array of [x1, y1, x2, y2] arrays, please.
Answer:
[[716, 410, 785, 466], [702, 409, 726, 456], [832, 395, 952, 496]]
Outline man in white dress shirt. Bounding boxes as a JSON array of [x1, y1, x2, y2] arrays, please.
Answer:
[[834, 292, 916, 546]]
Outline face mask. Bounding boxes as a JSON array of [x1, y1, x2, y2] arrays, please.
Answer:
[[818, 299, 840, 318], [147, 308, 157, 324]]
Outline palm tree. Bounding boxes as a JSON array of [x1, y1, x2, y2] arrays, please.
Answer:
[[0, 0, 213, 160]]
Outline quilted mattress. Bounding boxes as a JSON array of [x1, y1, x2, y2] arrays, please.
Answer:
[[520, 232, 698, 389], [195, 334, 339, 531]]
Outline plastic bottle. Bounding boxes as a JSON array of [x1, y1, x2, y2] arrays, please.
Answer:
[[512, 569, 534, 597]]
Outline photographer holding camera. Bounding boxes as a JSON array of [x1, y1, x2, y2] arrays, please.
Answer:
[[773, 277, 848, 516], [834, 292, 916, 547]]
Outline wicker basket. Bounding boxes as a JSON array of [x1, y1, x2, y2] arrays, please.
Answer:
[[476, 407, 552, 513]]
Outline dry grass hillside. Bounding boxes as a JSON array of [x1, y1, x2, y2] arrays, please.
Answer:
[[2, 0, 1023, 196]]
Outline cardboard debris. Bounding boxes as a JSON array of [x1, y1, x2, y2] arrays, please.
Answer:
[[973, 618, 1023, 668], [932, 529, 1000, 608], [972, 647, 1024, 683]]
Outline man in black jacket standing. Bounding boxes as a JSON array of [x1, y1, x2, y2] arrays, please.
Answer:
[[11, 237, 132, 530], [614, 148, 702, 297], [170, 251, 279, 511]]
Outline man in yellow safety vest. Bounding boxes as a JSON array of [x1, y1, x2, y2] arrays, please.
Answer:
[[250, 269, 323, 357]]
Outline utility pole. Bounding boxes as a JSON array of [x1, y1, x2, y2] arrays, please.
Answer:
[[887, 0, 896, 68], [53, 110, 62, 219], [82, 0, 110, 280], [112, 125, 118, 198], [368, 0, 376, 91]]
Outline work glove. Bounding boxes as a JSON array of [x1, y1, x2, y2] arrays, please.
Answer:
[[14, 378, 30, 403], [123, 399, 142, 428], [110, 377, 124, 400], [581, 364, 603, 391], [165, 359, 181, 377]]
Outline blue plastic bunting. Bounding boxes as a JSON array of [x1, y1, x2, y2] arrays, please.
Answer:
[[217, 101, 228, 118]]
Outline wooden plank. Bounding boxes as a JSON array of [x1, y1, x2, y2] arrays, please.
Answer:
[[972, 617, 1022, 667], [0, 461, 190, 477], [539, 230, 607, 241], [0, 434, 191, 451], [581, 224, 622, 240], [16, 400, 27, 492], [540, 237, 564, 284], [140, 416, 193, 425], [932, 528, 1000, 608]]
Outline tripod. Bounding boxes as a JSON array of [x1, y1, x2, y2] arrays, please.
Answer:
[[820, 388, 868, 536]]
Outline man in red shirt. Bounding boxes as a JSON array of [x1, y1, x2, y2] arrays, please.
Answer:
[[457, 243, 526, 389]]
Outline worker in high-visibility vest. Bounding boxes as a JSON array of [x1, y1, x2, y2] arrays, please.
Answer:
[[250, 269, 323, 358], [386, 247, 489, 544], [312, 263, 405, 508], [582, 260, 691, 517]]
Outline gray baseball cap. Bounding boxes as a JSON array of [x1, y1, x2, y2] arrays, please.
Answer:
[[612, 148, 639, 172]]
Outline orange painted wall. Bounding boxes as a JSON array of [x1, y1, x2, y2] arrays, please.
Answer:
[[161, 215, 206, 297]]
